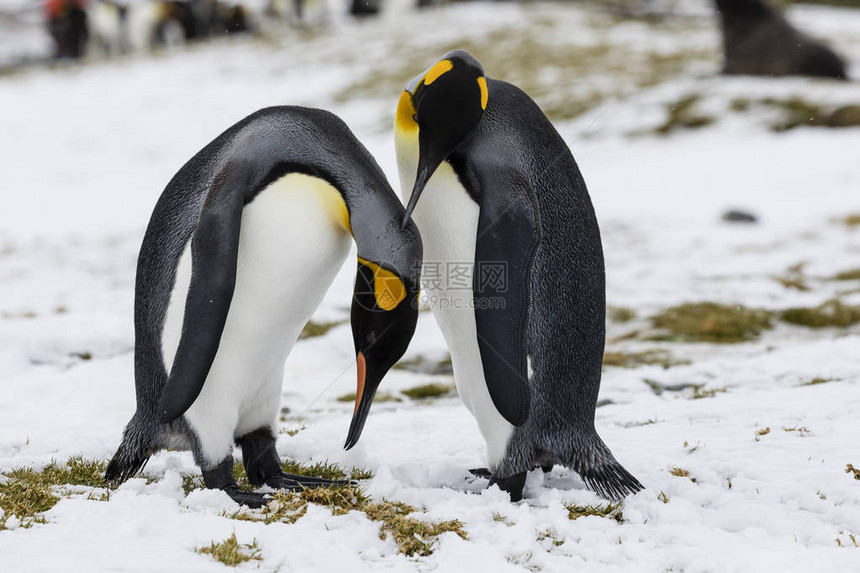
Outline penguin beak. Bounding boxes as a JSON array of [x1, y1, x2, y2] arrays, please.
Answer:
[[402, 166, 429, 229], [344, 351, 378, 450], [402, 140, 448, 229]]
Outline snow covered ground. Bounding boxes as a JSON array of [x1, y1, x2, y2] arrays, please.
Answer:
[[2, 1, 860, 571]]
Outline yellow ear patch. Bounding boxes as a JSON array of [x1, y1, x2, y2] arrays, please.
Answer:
[[395, 90, 418, 133], [477, 76, 488, 110], [423, 59, 453, 85], [357, 257, 407, 311]]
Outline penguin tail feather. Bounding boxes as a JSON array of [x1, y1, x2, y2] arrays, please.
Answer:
[[569, 437, 643, 501], [105, 414, 156, 484]]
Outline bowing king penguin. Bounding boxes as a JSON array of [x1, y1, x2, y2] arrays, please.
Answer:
[[394, 51, 642, 501], [106, 107, 422, 507]]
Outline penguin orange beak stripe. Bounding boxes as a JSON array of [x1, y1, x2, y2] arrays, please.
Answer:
[[344, 352, 374, 450], [354, 351, 366, 416]]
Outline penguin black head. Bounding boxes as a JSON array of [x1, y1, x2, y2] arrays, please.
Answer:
[[344, 249, 421, 450], [397, 50, 487, 225]]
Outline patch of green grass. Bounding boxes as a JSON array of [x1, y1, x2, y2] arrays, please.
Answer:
[[0, 480, 56, 529], [299, 319, 347, 340], [691, 386, 727, 400], [0, 457, 112, 529], [336, 392, 401, 403], [280, 424, 306, 437], [669, 466, 697, 483], [772, 275, 810, 291], [401, 383, 455, 400], [780, 299, 860, 328], [730, 98, 751, 112], [833, 269, 860, 281], [565, 502, 624, 522], [847, 464, 860, 481], [260, 486, 466, 556], [196, 533, 261, 567], [729, 96, 860, 132], [281, 460, 372, 482], [828, 105, 860, 127], [642, 378, 700, 396], [645, 379, 727, 400], [607, 306, 637, 323], [654, 94, 715, 135], [841, 214, 860, 228], [622, 418, 661, 428], [536, 528, 564, 547], [650, 302, 773, 343], [759, 98, 860, 132], [800, 377, 837, 387], [392, 354, 453, 376], [603, 349, 689, 369]]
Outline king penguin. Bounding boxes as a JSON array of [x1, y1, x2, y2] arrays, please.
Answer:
[[394, 51, 642, 502], [106, 106, 422, 507]]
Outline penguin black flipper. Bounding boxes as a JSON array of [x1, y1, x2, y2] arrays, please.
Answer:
[[157, 162, 250, 424], [473, 166, 540, 427]]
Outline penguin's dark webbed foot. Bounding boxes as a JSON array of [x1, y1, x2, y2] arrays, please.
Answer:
[[264, 472, 353, 490], [489, 471, 527, 502], [223, 485, 270, 508], [238, 427, 353, 492], [469, 467, 492, 478], [202, 457, 270, 508]]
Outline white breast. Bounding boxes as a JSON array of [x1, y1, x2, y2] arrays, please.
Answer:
[[161, 173, 352, 463], [396, 134, 514, 470]]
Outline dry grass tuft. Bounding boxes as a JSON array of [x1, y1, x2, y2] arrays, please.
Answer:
[[780, 299, 860, 328], [650, 302, 773, 343], [654, 95, 715, 135], [0, 456, 112, 529], [196, 533, 261, 566], [392, 354, 453, 376], [603, 349, 689, 369], [670, 466, 697, 483], [833, 269, 860, 281], [299, 319, 347, 340], [565, 502, 624, 522], [258, 486, 466, 556], [401, 383, 455, 400]]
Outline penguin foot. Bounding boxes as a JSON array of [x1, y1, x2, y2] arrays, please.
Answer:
[[237, 428, 354, 492], [489, 471, 527, 502], [264, 472, 353, 490], [202, 457, 270, 508], [222, 485, 271, 508], [469, 468, 492, 479]]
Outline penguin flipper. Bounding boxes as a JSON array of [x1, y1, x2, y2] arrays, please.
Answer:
[[158, 163, 250, 424], [474, 167, 540, 427]]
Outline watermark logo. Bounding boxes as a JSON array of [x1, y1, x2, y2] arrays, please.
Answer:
[[413, 261, 508, 293]]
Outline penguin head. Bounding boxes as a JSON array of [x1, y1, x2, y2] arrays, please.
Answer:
[[397, 50, 487, 224], [344, 249, 421, 450]]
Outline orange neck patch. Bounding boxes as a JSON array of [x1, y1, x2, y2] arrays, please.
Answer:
[[358, 257, 407, 311], [395, 91, 418, 133]]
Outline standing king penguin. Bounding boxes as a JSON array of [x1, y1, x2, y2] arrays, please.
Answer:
[[106, 107, 422, 507], [395, 51, 642, 501]]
